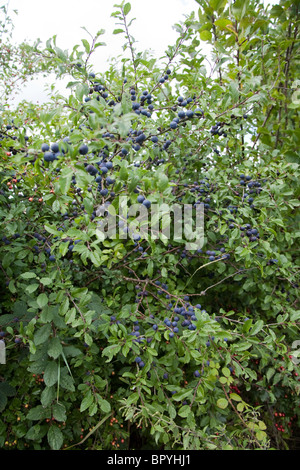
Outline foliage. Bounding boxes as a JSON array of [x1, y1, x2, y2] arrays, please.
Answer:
[[0, 0, 299, 450]]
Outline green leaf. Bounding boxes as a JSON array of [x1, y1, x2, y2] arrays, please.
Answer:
[[59, 172, 73, 195], [60, 374, 75, 392], [44, 224, 61, 236], [229, 393, 242, 402], [41, 386, 56, 407], [242, 318, 253, 333], [52, 403, 67, 422], [60, 296, 70, 316], [256, 430, 267, 441], [228, 81, 239, 102], [0, 391, 8, 412], [217, 398, 228, 409], [34, 323, 52, 346], [178, 404, 191, 418], [119, 163, 128, 181], [8, 280, 16, 293], [250, 320, 264, 336], [40, 277, 52, 286], [171, 389, 193, 402], [52, 199, 60, 213], [20, 272, 37, 279], [81, 38, 90, 54], [126, 392, 139, 405], [84, 332, 93, 346], [214, 18, 233, 29], [210, 0, 226, 10], [83, 197, 94, 215], [200, 30, 212, 41], [157, 173, 169, 192], [233, 341, 252, 352], [75, 83, 90, 102], [47, 337, 63, 359], [266, 367, 275, 381], [222, 367, 231, 378], [0, 382, 16, 397], [26, 283, 40, 294], [123, 2, 131, 15], [80, 393, 94, 412], [26, 405, 49, 421], [99, 399, 111, 413], [219, 376, 228, 384], [237, 402, 244, 412], [37, 293, 48, 309], [258, 420, 267, 430], [47, 425, 63, 450], [89, 250, 101, 267], [44, 361, 59, 387], [25, 424, 45, 441]]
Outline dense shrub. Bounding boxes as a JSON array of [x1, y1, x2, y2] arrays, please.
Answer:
[[0, 0, 299, 450]]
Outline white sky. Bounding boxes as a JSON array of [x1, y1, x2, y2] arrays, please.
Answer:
[[7, 0, 197, 104], [6, 0, 278, 105]]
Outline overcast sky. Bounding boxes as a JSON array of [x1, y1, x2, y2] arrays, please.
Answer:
[[9, 0, 197, 57], [6, 0, 278, 105], [7, 0, 198, 104]]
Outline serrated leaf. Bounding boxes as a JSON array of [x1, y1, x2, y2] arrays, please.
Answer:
[[52, 199, 60, 212], [26, 405, 48, 421], [34, 323, 52, 346], [80, 393, 93, 412], [47, 337, 63, 359], [89, 250, 101, 267], [228, 81, 239, 102], [52, 403, 67, 422], [41, 386, 56, 407], [99, 399, 111, 413], [178, 404, 191, 418], [20, 272, 37, 279], [44, 361, 59, 387], [60, 297, 70, 316], [37, 293, 48, 309], [47, 425, 63, 450], [89, 402, 98, 416], [266, 367, 275, 381], [84, 332, 93, 346], [157, 173, 169, 192], [59, 172, 72, 195]]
